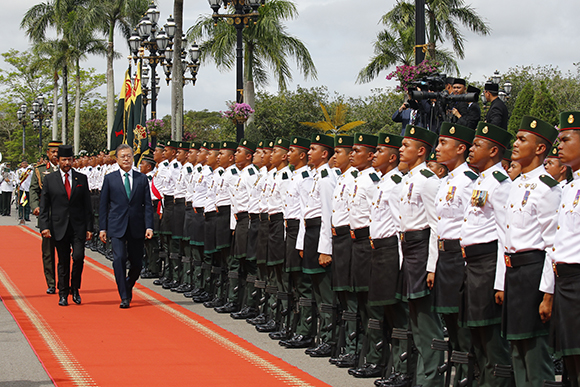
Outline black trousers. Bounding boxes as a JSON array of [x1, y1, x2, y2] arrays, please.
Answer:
[[41, 235, 56, 288], [0, 191, 11, 215], [54, 223, 85, 296], [111, 225, 144, 301]]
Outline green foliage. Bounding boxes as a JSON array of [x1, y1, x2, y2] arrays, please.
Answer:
[[78, 100, 107, 153], [160, 110, 233, 144], [507, 82, 534, 137], [529, 81, 559, 126]]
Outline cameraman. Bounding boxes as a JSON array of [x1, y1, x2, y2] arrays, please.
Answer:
[[484, 82, 509, 130], [449, 78, 481, 129], [392, 99, 419, 135]]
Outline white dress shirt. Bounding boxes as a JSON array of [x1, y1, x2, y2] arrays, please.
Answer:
[[332, 167, 357, 228]]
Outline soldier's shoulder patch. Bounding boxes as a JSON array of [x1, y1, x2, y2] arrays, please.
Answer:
[[147, 175, 153, 181], [186, 166, 192, 173], [335, 169, 341, 176], [163, 161, 169, 167], [351, 170, 358, 178], [219, 170, 224, 176], [231, 168, 238, 175], [369, 172, 380, 182], [197, 166, 202, 172], [391, 174, 402, 184], [302, 171, 309, 179], [539, 174, 558, 188], [464, 170, 478, 180], [492, 170, 508, 182], [248, 167, 255, 176], [282, 172, 289, 180], [420, 169, 435, 178], [173, 163, 179, 168], [321, 169, 329, 178]]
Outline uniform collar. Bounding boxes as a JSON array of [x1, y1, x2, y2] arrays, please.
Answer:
[[381, 167, 400, 181], [408, 162, 427, 177], [519, 165, 545, 181], [573, 169, 580, 181], [480, 162, 504, 180], [448, 162, 471, 180]]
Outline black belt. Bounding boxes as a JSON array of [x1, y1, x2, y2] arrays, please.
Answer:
[[351, 226, 370, 241], [235, 211, 249, 220], [250, 213, 260, 220], [438, 238, 461, 252], [259, 212, 269, 221], [186, 201, 192, 206], [332, 225, 350, 237], [504, 250, 545, 268], [269, 212, 283, 222], [164, 195, 174, 200], [193, 207, 204, 214], [554, 263, 580, 278], [285, 219, 300, 228], [217, 205, 230, 214], [305, 217, 321, 228], [204, 211, 217, 218], [370, 235, 398, 250], [462, 240, 497, 258], [174, 197, 185, 204], [399, 228, 430, 242]]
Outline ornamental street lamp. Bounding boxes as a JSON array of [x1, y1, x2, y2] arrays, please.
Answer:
[[208, 0, 264, 141], [483, 70, 512, 104], [16, 106, 26, 157], [30, 94, 54, 152]]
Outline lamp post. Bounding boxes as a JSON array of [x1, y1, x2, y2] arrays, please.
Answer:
[[29, 94, 54, 152], [16, 104, 27, 157], [482, 70, 512, 105], [208, 0, 263, 141]]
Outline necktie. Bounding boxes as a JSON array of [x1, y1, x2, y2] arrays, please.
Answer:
[[124, 172, 131, 199], [64, 173, 71, 199]]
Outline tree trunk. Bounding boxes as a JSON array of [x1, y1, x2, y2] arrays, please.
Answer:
[[106, 23, 115, 150], [171, 0, 184, 141], [52, 70, 59, 141], [245, 80, 255, 125], [61, 64, 68, 144], [244, 43, 255, 125], [74, 58, 81, 154]]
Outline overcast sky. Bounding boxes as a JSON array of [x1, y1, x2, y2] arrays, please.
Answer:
[[3, 0, 580, 118]]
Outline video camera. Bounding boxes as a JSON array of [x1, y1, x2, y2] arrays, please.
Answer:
[[408, 74, 480, 103]]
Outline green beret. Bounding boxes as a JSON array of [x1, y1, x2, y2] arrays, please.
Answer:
[[546, 145, 560, 159], [141, 153, 155, 164], [354, 133, 378, 149], [290, 136, 311, 150], [439, 122, 475, 145], [155, 143, 165, 150], [559, 111, 580, 131], [475, 122, 512, 149], [519, 116, 558, 144], [201, 141, 209, 150], [257, 140, 265, 149], [334, 135, 354, 148], [378, 133, 403, 149], [101, 148, 108, 153], [220, 141, 238, 151], [428, 152, 437, 162], [311, 133, 334, 149], [274, 138, 290, 151], [166, 140, 179, 149], [263, 140, 274, 150], [404, 125, 438, 148], [190, 142, 201, 150], [209, 142, 221, 150], [178, 141, 190, 150], [503, 149, 512, 162], [238, 138, 257, 153]]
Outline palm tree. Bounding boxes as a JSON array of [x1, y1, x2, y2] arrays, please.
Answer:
[[384, 0, 491, 60], [187, 0, 317, 117], [97, 0, 149, 147], [300, 102, 365, 135], [357, 23, 457, 84]]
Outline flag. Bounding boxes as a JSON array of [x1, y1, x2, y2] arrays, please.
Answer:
[[130, 66, 148, 164], [111, 69, 132, 152], [20, 191, 28, 206]]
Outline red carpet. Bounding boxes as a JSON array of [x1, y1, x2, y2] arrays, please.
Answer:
[[0, 226, 329, 386]]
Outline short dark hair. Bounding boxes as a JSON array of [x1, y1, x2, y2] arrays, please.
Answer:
[[116, 144, 133, 154]]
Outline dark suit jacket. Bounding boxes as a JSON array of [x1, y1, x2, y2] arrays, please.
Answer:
[[39, 170, 93, 241], [453, 101, 481, 129], [99, 169, 154, 239], [485, 97, 509, 130]]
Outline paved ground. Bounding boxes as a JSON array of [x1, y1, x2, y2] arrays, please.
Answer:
[[0, 209, 372, 387]]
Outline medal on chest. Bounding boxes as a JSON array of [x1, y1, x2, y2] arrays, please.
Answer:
[[521, 190, 530, 207], [407, 183, 414, 200], [573, 190, 580, 208], [375, 191, 383, 208], [446, 186, 456, 202], [471, 190, 488, 207]]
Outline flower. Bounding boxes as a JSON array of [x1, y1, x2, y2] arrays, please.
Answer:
[[146, 119, 164, 132], [221, 102, 255, 122], [386, 60, 442, 92]]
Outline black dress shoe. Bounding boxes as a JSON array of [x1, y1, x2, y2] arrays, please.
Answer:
[[247, 313, 267, 325], [120, 299, 130, 308], [140, 270, 158, 279], [175, 283, 192, 293], [269, 328, 291, 341], [306, 342, 332, 357], [280, 334, 314, 349], [162, 280, 179, 289], [58, 296, 68, 306], [352, 363, 384, 378], [193, 291, 212, 303], [215, 302, 238, 314], [153, 278, 168, 286], [256, 319, 278, 333], [203, 297, 224, 308], [374, 372, 410, 387], [71, 290, 81, 305], [46, 287, 56, 294], [336, 352, 359, 368], [231, 306, 259, 320]]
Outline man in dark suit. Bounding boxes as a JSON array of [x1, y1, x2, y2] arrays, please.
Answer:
[[99, 144, 154, 308], [484, 82, 509, 129], [450, 79, 481, 129], [39, 145, 93, 306]]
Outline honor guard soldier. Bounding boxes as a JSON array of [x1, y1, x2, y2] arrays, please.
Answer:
[[544, 145, 572, 188], [139, 153, 159, 278], [398, 124, 444, 387], [30, 140, 62, 294], [549, 111, 580, 387], [181, 142, 201, 295], [369, 133, 413, 387], [208, 141, 238, 309], [145, 143, 165, 278], [501, 116, 560, 386], [430, 122, 476, 387], [329, 135, 359, 368], [460, 122, 513, 387], [348, 133, 385, 378], [279, 136, 315, 348], [153, 140, 180, 288], [296, 133, 337, 358]]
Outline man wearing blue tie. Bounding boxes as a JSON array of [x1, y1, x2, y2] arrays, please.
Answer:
[[99, 144, 154, 308]]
